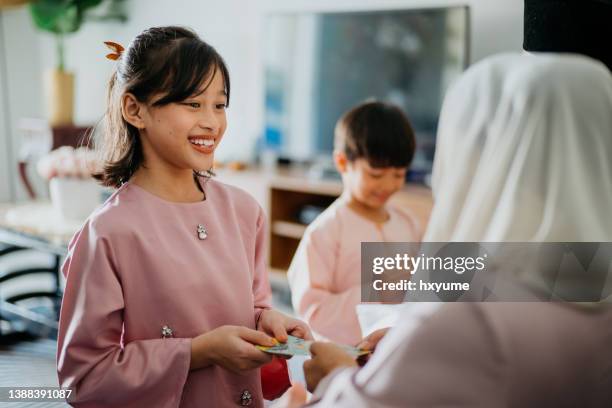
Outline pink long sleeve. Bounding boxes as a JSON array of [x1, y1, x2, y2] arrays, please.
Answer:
[[253, 210, 273, 324], [288, 200, 423, 346], [57, 180, 273, 407], [288, 218, 362, 345], [57, 222, 191, 407]]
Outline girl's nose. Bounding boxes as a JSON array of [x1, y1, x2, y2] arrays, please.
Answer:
[[198, 111, 219, 133]]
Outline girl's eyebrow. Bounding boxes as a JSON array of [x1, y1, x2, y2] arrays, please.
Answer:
[[189, 89, 227, 99]]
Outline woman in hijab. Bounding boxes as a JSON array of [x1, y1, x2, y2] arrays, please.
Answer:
[[277, 52, 612, 407]]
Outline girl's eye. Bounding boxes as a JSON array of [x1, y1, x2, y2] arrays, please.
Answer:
[[184, 102, 200, 109], [216, 103, 227, 110], [369, 173, 383, 179]]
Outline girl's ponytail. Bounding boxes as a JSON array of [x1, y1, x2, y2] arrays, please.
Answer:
[[93, 70, 143, 187]]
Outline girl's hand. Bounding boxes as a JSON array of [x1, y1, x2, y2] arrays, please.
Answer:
[[257, 309, 313, 342], [303, 342, 357, 392], [190, 325, 276, 373]]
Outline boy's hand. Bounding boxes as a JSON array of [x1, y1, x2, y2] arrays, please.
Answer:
[[191, 325, 275, 373], [258, 309, 313, 342], [303, 342, 357, 392]]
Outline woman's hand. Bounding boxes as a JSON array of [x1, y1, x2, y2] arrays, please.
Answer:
[[257, 309, 313, 342], [303, 342, 357, 392], [357, 327, 390, 351], [190, 325, 275, 373], [355, 327, 391, 365]]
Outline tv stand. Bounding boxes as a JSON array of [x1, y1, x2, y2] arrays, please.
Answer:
[[217, 166, 433, 274]]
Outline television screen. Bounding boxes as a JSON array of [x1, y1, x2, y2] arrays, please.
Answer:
[[263, 6, 470, 181]]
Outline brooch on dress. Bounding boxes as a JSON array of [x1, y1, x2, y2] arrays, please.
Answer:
[[161, 325, 174, 338], [197, 224, 208, 240], [239, 390, 252, 406]]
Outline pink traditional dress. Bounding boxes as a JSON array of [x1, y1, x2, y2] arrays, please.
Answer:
[[57, 179, 271, 407], [287, 197, 422, 345]]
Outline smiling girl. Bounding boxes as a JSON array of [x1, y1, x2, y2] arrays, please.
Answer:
[[56, 26, 310, 408]]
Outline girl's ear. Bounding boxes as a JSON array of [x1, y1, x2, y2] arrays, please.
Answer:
[[121, 93, 146, 130], [333, 150, 348, 173]]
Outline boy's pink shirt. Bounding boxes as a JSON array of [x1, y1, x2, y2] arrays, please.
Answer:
[[287, 197, 422, 345], [57, 179, 271, 408]]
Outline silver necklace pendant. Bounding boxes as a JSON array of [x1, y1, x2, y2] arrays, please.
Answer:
[[161, 325, 174, 338], [197, 224, 208, 240]]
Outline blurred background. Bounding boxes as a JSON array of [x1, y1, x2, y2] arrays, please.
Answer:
[[0, 0, 523, 401], [0, 0, 522, 202]]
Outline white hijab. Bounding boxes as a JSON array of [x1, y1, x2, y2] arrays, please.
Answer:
[[424, 53, 612, 243]]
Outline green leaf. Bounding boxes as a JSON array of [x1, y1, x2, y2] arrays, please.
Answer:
[[29, 0, 116, 34], [29, 0, 82, 34]]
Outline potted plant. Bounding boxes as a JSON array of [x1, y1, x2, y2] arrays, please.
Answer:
[[29, 0, 126, 125], [0, 0, 29, 7]]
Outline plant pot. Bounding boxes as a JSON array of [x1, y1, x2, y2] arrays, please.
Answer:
[[0, 0, 30, 8], [49, 177, 103, 221], [44, 69, 74, 126]]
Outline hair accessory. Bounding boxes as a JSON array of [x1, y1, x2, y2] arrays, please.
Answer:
[[104, 41, 125, 61]]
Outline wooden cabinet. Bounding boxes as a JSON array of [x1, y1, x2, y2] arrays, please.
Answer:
[[217, 166, 434, 274]]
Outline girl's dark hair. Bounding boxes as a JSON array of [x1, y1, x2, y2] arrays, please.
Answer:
[[334, 101, 416, 168], [94, 26, 230, 187]]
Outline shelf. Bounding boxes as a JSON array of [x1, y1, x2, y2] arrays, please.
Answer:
[[271, 220, 307, 240]]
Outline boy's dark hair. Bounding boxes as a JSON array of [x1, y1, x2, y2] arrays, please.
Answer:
[[334, 101, 416, 168], [94, 26, 230, 187]]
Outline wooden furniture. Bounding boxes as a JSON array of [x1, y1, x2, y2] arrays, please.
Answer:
[[217, 166, 434, 274]]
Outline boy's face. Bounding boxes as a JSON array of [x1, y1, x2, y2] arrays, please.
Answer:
[[336, 155, 407, 209]]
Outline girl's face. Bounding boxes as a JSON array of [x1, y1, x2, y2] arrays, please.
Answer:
[[342, 158, 407, 210], [140, 68, 228, 174]]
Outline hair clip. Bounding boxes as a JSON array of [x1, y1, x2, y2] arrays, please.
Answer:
[[104, 41, 125, 61]]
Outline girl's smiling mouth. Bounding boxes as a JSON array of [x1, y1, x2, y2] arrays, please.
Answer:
[[188, 136, 216, 154]]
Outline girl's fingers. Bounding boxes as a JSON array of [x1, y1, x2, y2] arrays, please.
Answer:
[[250, 350, 273, 364], [239, 341, 273, 364], [271, 321, 289, 342], [239, 327, 276, 346], [289, 325, 313, 340]]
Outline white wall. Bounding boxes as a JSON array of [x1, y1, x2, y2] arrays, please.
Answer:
[[0, 0, 523, 202], [1, 8, 45, 202], [0, 13, 13, 201]]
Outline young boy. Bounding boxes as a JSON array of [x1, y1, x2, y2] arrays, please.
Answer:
[[288, 101, 422, 345]]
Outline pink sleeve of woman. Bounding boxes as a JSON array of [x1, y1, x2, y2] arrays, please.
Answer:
[[56, 223, 192, 407]]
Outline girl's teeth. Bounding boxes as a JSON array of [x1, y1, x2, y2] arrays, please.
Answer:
[[190, 139, 214, 147]]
